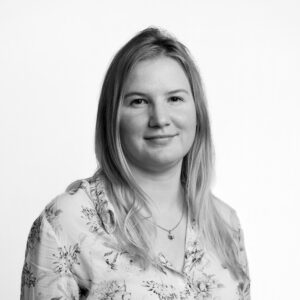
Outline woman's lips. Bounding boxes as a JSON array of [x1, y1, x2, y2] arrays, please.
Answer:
[[144, 134, 178, 145], [145, 134, 176, 139]]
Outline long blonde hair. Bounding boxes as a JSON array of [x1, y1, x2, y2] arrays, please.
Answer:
[[94, 27, 246, 280]]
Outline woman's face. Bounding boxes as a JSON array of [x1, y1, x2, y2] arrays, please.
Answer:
[[119, 56, 197, 173]]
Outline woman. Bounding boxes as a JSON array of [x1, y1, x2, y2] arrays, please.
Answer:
[[21, 27, 250, 299]]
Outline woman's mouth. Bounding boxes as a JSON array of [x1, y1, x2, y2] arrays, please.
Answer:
[[144, 134, 178, 145]]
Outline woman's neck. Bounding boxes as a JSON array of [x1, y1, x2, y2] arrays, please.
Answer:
[[128, 162, 184, 216]]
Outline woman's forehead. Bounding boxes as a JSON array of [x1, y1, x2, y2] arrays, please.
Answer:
[[123, 56, 191, 95]]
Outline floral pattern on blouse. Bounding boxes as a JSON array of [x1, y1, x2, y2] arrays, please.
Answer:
[[90, 280, 131, 300], [143, 281, 177, 300], [21, 175, 250, 300], [52, 243, 81, 275]]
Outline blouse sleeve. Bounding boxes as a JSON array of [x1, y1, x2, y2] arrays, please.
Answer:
[[231, 210, 251, 300], [20, 212, 80, 300]]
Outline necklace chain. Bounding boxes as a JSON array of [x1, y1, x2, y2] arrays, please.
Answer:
[[149, 204, 185, 240]]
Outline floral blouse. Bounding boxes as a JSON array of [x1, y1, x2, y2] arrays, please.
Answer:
[[21, 175, 250, 300]]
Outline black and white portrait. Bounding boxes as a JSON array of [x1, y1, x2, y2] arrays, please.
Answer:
[[0, 1, 299, 299]]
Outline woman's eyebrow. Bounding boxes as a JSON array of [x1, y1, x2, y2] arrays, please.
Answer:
[[124, 92, 148, 98], [166, 89, 189, 95], [124, 89, 189, 99]]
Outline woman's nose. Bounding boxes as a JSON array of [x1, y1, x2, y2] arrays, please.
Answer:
[[148, 101, 170, 128]]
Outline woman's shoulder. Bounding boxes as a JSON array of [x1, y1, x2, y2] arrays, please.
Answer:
[[45, 173, 103, 210], [39, 173, 116, 235], [43, 177, 95, 219], [211, 195, 241, 230]]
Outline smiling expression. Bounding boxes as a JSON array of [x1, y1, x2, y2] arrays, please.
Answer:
[[119, 56, 197, 173]]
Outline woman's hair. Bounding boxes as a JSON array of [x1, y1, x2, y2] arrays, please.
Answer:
[[94, 27, 247, 280]]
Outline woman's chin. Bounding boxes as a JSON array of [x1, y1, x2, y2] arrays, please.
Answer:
[[137, 156, 182, 173]]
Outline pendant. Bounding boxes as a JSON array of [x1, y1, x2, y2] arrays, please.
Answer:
[[168, 231, 174, 240]]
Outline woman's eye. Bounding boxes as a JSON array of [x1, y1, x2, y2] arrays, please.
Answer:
[[130, 99, 147, 106], [169, 96, 183, 102]]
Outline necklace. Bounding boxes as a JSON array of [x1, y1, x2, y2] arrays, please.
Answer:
[[149, 205, 185, 240]]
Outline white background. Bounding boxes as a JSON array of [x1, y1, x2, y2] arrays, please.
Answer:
[[1, 0, 299, 298]]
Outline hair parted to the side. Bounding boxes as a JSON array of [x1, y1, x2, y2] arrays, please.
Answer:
[[94, 27, 247, 280]]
